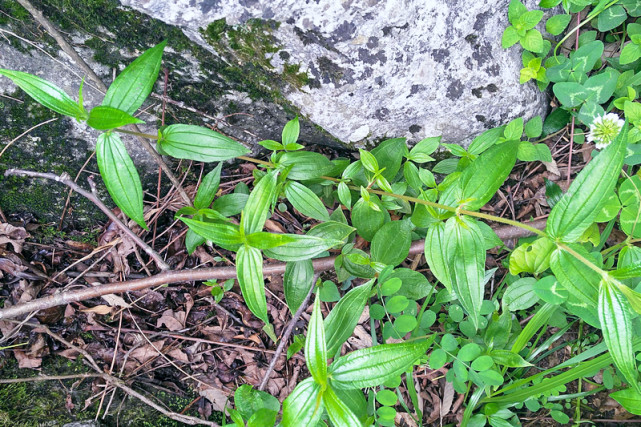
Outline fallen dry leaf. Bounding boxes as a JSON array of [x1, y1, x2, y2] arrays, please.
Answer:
[[81, 305, 114, 315], [157, 309, 186, 331], [14, 349, 42, 369], [130, 340, 165, 364], [198, 385, 229, 412], [0, 223, 29, 253]]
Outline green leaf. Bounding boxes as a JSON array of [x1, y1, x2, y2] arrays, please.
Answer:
[[619, 175, 641, 238], [468, 126, 505, 155], [325, 280, 373, 356], [517, 10, 544, 31], [194, 163, 222, 210], [306, 221, 355, 242], [263, 234, 343, 261], [621, 43, 641, 65], [243, 170, 278, 234], [86, 106, 144, 130], [185, 228, 205, 255], [517, 142, 553, 162], [322, 387, 361, 427], [611, 388, 641, 415], [439, 141, 518, 211], [102, 40, 166, 115], [306, 294, 328, 386], [259, 139, 283, 151], [285, 181, 330, 221], [546, 125, 628, 242], [446, 217, 486, 330], [508, 0, 528, 22], [503, 277, 539, 311], [351, 196, 387, 241], [337, 182, 352, 209], [502, 26, 520, 49], [489, 349, 532, 368], [359, 149, 379, 173], [179, 217, 243, 250], [371, 138, 406, 181], [0, 69, 85, 119], [509, 237, 555, 275], [236, 245, 269, 324], [524, 115, 543, 138], [96, 132, 147, 229], [533, 275, 568, 305], [543, 108, 571, 135], [245, 232, 298, 249], [284, 260, 315, 314], [546, 14, 572, 36], [408, 137, 439, 163], [212, 193, 248, 217], [279, 151, 334, 180], [387, 268, 433, 300], [553, 82, 588, 107], [329, 340, 429, 389], [371, 220, 411, 267], [159, 124, 249, 162], [595, 191, 621, 222], [597, 4, 627, 32], [521, 29, 544, 53], [599, 279, 640, 393], [504, 117, 524, 140], [424, 222, 452, 291], [281, 378, 324, 427], [234, 384, 280, 420], [282, 117, 300, 146]]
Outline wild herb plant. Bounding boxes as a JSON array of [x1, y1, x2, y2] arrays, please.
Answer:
[[3, 0, 641, 424]]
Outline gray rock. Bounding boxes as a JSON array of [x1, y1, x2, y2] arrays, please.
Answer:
[[120, 0, 551, 146]]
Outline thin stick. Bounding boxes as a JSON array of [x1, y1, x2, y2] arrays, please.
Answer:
[[0, 219, 545, 320], [4, 168, 170, 271], [0, 373, 101, 384], [14, 0, 191, 206], [258, 274, 319, 391]]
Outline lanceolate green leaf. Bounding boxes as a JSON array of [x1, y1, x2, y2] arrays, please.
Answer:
[[102, 40, 166, 115], [279, 151, 334, 180], [87, 106, 144, 130], [329, 340, 429, 390], [178, 216, 242, 250], [96, 132, 147, 229], [446, 217, 486, 330], [236, 245, 269, 324], [0, 69, 85, 119], [194, 163, 222, 209], [281, 378, 324, 427], [546, 125, 628, 242], [285, 181, 330, 221], [322, 387, 361, 427], [550, 247, 599, 307], [306, 294, 328, 386], [598, 279, 640, 393], [424, 222, 452, 292], [159, 124, 249, 162], [284, 260, 315, 314], [324, 280, 373, 357], [243, 170, 278, 234], [263, 235, 343, 262], [439, 141, 518, 211]]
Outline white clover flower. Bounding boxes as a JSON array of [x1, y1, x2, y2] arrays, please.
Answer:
[[587, 113, 625, 150]]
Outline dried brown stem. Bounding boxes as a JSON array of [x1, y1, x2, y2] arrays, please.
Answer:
[[258, 274, 319, 391], [4, 168, 170, 271], [0, 219, 545, 320]]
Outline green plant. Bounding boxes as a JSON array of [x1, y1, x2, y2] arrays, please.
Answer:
[[3, 4, 641, 423]]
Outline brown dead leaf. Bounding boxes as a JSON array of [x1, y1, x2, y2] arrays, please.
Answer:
[[0, 223, 29, 253], [167, 348, 189, 362], [101, 293, 131, 308], [130, 340, 165, 364], [441, 381, 455, 419], [81, 305, 114, 315], [14, 349, 42, 368], [198, 385, 229, 412], [157, 309, 186, 331], [395, 412, 418, 427]]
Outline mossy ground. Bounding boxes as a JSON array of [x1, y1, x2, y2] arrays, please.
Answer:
[[0, 355, 215, 426]]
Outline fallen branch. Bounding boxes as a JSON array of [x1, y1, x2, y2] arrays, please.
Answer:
[[0, 219, 545, 320], [4, 168, 170, 271]]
